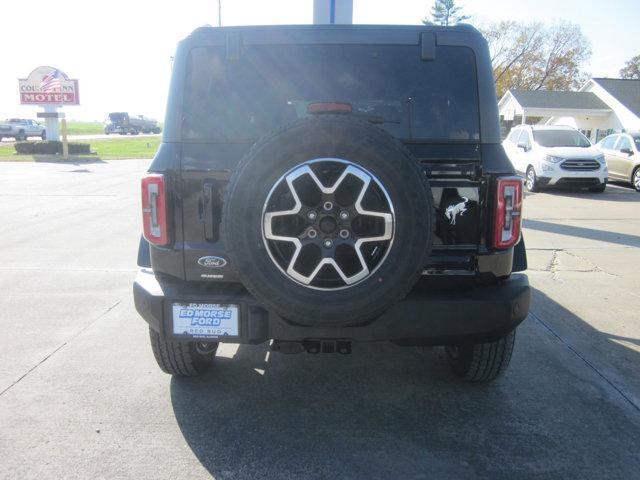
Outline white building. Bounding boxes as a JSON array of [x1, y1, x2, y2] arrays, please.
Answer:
[[498, 78, 640, 143]]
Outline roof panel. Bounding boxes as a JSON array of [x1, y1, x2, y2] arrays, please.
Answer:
[[510, 90, 609, 110], [592, 78, 640, 118]]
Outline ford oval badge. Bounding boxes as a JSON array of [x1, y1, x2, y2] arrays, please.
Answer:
[[197, 256, 227, 268]]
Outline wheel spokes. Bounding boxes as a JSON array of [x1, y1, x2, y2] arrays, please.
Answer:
[[263, 160, 394, 289]]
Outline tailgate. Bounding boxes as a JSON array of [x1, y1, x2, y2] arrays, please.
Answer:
[[180, 142, 484, 282]]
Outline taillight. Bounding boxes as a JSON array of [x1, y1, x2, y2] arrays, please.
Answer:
[[492, 176, 523, 249], [141, 174, 169, 246], [307, 102, 353, 114]]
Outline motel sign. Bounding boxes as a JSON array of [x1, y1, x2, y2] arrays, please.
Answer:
[[18, 66, 80, 105]]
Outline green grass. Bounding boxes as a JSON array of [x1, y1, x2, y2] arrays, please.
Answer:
[[63, 121, 105, 135], [63, 121, 163, 135], [0, 136, 161, 161], [90, 137, 161, 159]]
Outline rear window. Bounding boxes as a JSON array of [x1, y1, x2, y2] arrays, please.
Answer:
[[182, 44, 480, 143], [533, 129, 591, 148]]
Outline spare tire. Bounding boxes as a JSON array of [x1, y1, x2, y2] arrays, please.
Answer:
[[223, 115, 434, 326]]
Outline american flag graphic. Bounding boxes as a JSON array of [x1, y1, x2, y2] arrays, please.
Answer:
[[40, 69, 63, 93]]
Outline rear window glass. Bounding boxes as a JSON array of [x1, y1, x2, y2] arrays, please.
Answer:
[[182, 44, 480, 142], [533, 129, 591, 148]]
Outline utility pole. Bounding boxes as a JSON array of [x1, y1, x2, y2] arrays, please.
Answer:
[[218, 0, 222, 27]]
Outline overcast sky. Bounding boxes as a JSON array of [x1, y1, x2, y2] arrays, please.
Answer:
[[1, 0, 638, 121]]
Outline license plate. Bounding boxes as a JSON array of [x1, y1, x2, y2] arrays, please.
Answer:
[[172, 303, 239, 338]]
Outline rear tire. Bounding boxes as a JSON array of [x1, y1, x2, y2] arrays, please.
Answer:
[[149, 328, 218, 376], [633, 167, 640, 192], [445, 329, 516, 382], [16, 130, 26, 141], [41, 131, 46, 141], [525, 166, 538, 192]]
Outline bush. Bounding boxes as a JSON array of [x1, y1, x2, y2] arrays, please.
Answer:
[[14, 141, 91, 155], [14, 142, 36, 154]]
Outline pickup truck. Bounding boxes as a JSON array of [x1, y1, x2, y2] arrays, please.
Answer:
[[0, 119, 46, 141]]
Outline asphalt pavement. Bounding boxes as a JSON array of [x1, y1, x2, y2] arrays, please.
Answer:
[[0, 160, 639, 479]]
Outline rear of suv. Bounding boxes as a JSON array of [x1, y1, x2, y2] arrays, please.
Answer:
[[134, 24, 530, 382]]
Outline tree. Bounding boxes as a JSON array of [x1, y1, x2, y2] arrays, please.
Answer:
[[481, 20, 591, 97], [423, 0, 469, 27], [620, 55, 640, 79]]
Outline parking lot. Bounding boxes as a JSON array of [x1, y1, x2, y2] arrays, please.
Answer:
[[1, 159, 639, 479]]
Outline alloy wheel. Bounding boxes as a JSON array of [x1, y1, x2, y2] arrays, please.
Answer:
[[526, 169, 536, 191], [262, 158, 395, 290]]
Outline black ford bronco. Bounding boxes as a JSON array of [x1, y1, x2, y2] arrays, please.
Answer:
[[134, 24, 530, 382]]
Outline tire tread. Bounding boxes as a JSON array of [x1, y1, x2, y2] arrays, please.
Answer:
[[447, 330, 516, 382], [149, 329, 206, 376]]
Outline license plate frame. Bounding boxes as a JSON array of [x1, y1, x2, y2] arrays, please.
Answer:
[[171, 302, 240, 340]]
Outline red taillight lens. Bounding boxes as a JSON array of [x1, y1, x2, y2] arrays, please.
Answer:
[[141, 174, 169, 246], [307, 102, 353, 114], [492, 176, 523, 249]]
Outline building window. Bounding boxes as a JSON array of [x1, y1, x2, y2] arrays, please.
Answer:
[[596, 129, 616, 142]]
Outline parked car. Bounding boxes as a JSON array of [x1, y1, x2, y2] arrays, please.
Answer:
[[133, 24, 530, 383], [596, 132, 640, 192], [0, 118, 46, 141], [104, 112, 161, 135], [502, 125, 607, 192]]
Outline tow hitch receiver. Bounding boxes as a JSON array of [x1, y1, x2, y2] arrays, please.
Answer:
[[270, 339, 352, 355]]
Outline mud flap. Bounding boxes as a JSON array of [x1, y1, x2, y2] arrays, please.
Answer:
[[512, 236, 527, 272]]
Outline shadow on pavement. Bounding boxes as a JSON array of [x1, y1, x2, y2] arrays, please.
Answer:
[[524, 218, 640, 248], [33, 155, 106, 164], [170, 289, 640, 479], [607, 180, 639, 192], [524, 184, 640, 203]]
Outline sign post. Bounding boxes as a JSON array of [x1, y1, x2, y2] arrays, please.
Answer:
[[313, 0, 353, 24], [19, 66, 79, 142], [43, 105, 60, 140], [37, 111, 67, 158]]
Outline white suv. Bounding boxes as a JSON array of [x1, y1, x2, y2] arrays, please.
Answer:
[[502, 125, 607, 192]]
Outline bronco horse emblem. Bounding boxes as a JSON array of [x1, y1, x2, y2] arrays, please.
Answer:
[[444, 197, 469, 225]]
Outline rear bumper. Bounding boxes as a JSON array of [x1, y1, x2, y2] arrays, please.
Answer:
[[133, 269, 530, 345]]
